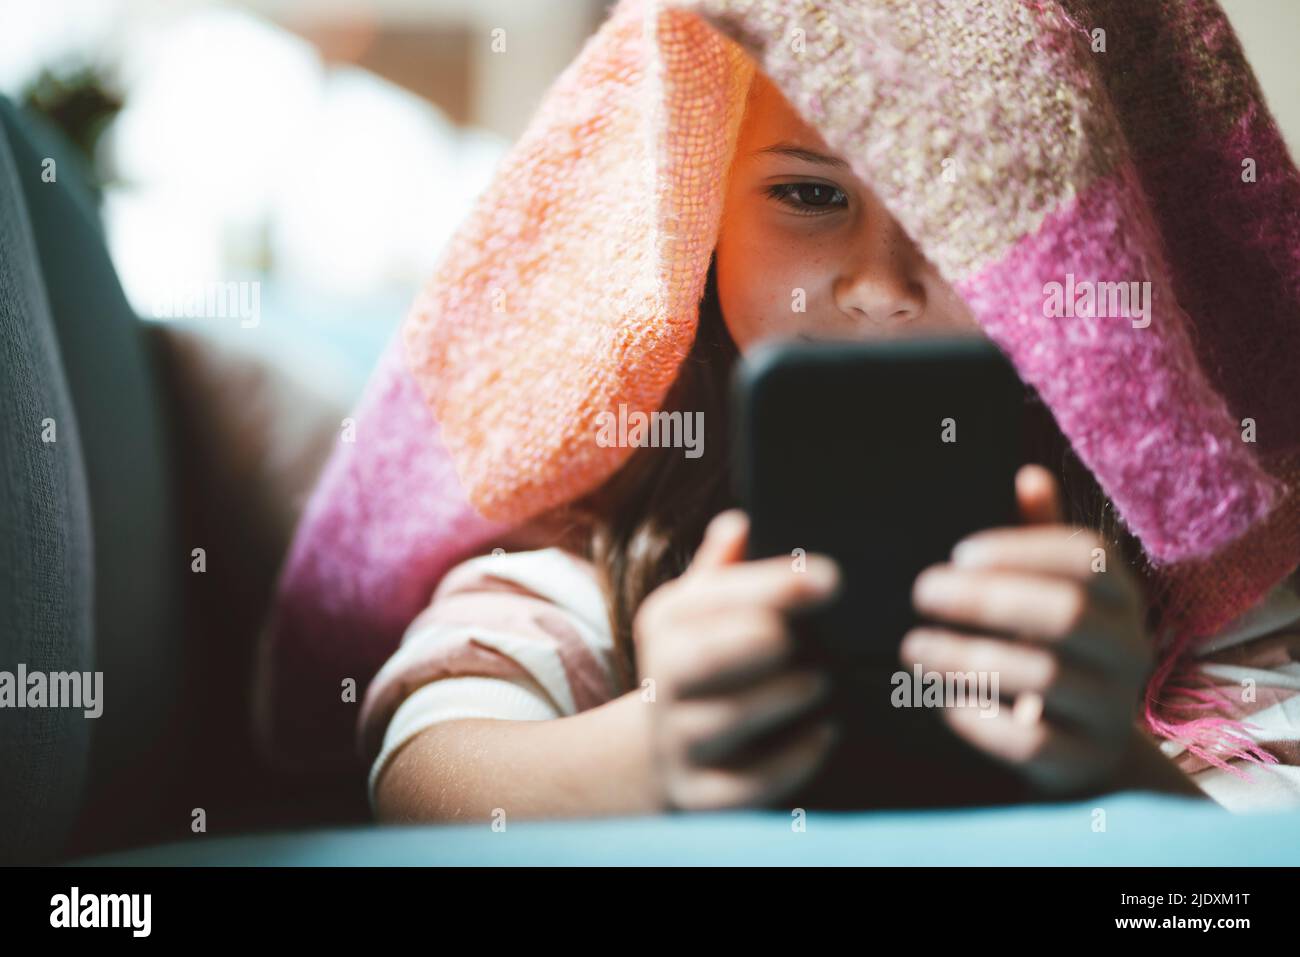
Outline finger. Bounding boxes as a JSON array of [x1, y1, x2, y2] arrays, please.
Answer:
[[674, 669, 830, 765], [911, 564, 1137, 671], [666, 608, 794, 696], [898, 626, 1122, 734], [670, 720, 838, 810], [677, 554, 840, 617], [1016, 464, 1064, 526], [913, 563, 1088, 637], [942, 705, 1120, 796], [687, 509, 750, 574], [950, 526, 1139, 607]]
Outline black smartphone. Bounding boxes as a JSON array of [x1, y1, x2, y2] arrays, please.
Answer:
[[730, 335, 1033, 810]]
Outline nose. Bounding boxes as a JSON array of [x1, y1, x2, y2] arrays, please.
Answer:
[[833, 225, 926, 328]]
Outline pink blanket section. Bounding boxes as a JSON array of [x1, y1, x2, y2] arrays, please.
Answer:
[[257, 335, 509, 771]]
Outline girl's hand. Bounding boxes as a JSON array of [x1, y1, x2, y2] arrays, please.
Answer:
[[634, 510, 841, 811], [900, 464, 1153, 797]]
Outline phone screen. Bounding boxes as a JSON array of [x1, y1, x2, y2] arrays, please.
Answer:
[[731, 337, 1031, 810]]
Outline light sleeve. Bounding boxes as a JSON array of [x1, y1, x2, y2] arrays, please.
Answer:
[[357, 546, 622, 809]]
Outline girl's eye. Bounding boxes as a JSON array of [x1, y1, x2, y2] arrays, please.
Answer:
[[766, 182, 848, 215]]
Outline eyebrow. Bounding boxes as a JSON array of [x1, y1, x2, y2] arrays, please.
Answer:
[[751, 141, 851, 170]]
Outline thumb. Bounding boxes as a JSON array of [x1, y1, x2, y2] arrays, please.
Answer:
[[687, 509, 750, 574], [1017, 464, 1065, 525]]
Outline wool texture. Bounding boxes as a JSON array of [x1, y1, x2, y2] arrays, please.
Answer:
[[268, 0, 1300, 774]]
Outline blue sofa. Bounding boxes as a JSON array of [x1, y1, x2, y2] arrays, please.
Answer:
[[69, 793, 1300, 866], [4, 96, 1300, 868]]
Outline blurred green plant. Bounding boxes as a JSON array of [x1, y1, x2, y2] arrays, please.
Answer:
[[21, 63, 124, 194]]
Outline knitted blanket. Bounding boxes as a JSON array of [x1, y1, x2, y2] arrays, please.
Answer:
[[261, 0, 1300, 776]]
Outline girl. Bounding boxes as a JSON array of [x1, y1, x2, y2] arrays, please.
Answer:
[[257, 0, 1300, 818]]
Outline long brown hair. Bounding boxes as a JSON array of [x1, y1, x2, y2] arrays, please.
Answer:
[[560, 257, 1152, 690]]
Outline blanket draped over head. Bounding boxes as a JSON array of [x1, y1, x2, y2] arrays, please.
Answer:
[[260, 0, 1300, 778]]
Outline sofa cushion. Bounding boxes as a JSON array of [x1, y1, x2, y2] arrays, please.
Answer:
[[0, 106, 95, 865], [0, 98, 184, 860]]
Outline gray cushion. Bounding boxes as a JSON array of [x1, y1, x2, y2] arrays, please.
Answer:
[[0, 99, 183, 862], [0, 108, 94, 865]]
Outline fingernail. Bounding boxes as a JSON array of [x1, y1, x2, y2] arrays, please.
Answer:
[[710, 510, 747, 538], [1012, 692, 1045, 726], [901, 630, 938, 660], [951, 539, 983, 567], [806, 557, 840, 591], [914, 568, 952, 606]]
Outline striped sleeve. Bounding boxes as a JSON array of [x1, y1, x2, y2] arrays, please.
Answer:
[[1158, 574, 1300, 813], [357, 547, 623, 808]]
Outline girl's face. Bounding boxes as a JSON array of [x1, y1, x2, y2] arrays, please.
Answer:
[[716, 72, 982, 354]]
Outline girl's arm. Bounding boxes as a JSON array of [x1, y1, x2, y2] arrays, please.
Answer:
[[374, 690, 659, 822], [374, 696, 1204, 823], [365, 513, 841, 821], [357, 546, 636, 819]]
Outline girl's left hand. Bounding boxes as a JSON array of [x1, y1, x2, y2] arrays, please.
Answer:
[[900, 464, 1154, 797]]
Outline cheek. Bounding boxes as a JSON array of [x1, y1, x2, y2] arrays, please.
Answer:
[[716, 221, 814, 352]]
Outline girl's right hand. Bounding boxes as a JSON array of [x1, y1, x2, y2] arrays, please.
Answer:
[[633, 509, 842, 811]]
